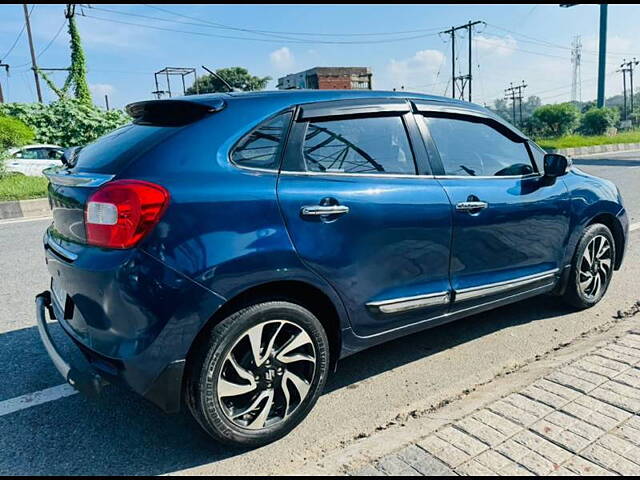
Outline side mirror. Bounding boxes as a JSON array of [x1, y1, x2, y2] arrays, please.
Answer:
[[543, 153, 570, 177]]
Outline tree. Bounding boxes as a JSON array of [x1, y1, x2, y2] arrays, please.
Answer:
[[489, 96, 542, 125], [0, 100, 129, 148], [38, 14, 92, 104], [531, 102, 581, 137], [186, 67, 271, 94], [0, 115, 34, 176], [579, 107, 619, 135]]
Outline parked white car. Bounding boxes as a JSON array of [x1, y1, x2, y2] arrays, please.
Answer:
[[3, 144, 65, 176]]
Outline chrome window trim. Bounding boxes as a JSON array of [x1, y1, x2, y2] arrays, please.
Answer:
[[279, 170, 436, 180], [434, 173, 542, 180], [43, 167, 114, 187], [455, 268, 559, 302], [367, 291, 450, 314]]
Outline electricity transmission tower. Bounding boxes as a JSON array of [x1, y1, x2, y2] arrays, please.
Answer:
[[504, 81, 527, 126], [570, 36, 582, 103], [440, 20, 484, 102]]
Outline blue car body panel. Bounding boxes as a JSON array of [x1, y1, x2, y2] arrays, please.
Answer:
[[40, 90, 628, 412]]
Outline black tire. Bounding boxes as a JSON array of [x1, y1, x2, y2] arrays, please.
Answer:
[[185, 301, 330, 447], [562, 223, 616, 309]]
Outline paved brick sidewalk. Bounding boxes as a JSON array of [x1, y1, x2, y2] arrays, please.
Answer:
[[351, 329, 640, 476]]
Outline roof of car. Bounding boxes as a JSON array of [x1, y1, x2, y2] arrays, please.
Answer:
[[182, 89, 483, 111]]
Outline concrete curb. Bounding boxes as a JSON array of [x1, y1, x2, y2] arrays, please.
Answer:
[[0, 198, 50, 221], [548, 142, 640, 157]]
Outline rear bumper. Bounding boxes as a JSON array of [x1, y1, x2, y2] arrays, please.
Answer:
[[36, 290, 186, 413], [35, 291, 106, 397]]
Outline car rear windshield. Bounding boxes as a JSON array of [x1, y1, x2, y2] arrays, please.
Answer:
[[71, 124, 178, 174]]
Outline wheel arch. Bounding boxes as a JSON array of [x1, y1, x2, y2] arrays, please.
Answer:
[[587, 212, 625, 270], [185, 280, 344, 376]]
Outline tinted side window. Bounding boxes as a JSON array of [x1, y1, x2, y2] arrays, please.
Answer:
[[232, 112, 292, 170], [425, 116, 534, 177], [302, 116, 416, 175]]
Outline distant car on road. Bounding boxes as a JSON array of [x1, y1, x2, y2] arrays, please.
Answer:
[[36, 90, 629, 448], [4, 144, 64, 176]]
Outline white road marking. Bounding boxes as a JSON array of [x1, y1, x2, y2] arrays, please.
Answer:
[[0, 384, 77, 417], [0, 215, 52, 225], [630, 222, 640, 232]]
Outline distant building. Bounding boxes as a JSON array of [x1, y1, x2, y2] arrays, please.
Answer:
[[277, 67, 372, 90]]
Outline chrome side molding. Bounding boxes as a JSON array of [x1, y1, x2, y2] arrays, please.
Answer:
[[44, 167, 114, 188], [455, 268, 559, 303], [367, 291, 450, 314], [367, 269, 560, 315]]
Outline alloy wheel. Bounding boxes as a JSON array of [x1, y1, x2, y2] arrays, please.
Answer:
[[216, 320, 316, 430], [578, 234, 612, 300]]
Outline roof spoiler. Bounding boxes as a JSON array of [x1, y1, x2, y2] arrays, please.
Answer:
[[125, 98, 226, 127]]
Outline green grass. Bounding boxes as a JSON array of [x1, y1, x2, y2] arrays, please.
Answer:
[[0, 174, 49, 201], [536, 129, 640, 150]]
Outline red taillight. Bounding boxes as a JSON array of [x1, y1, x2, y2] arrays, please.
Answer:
[[85, 180, 169, 249]]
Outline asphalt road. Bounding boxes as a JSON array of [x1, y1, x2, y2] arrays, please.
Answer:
[[0, 151, 638, 475]]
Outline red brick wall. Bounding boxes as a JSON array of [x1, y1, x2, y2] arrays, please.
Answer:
[[317, 76, 352, 89]]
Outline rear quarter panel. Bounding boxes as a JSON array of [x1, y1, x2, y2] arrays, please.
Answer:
[[125, 97, 352, 337]]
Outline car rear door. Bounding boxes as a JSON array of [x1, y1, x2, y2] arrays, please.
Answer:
[[277, 99, 453, 338], [413, 102, 571, 313]]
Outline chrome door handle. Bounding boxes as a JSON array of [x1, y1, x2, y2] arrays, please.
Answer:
[[300, 205, 350, 216], [456, 201, 488, 211]]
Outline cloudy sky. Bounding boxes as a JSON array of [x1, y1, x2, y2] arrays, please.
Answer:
[[0, 4, 638, 109]]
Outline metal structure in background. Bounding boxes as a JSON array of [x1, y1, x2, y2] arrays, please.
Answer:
[[570, 36, 582, 103], [504, 81, 527, 127], [440, 20, 484, 102], [0, 62, 9, 103], [560, 4, 608, 108], [618, 58, 639, 122], [152, 67, 198, 99]]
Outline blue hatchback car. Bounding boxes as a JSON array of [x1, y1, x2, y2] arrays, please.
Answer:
[[37, 90, 628, 446]]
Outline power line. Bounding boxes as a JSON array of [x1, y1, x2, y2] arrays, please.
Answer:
[[1, 5, 35, 61], [36, 18, 67, 60], [79, 12, 442, 45], [142, 4, 444, 38]]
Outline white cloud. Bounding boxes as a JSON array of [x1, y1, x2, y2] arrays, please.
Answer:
[[90, 83, 115, 98], [388, 49, 446, 89], [269, 47, 295, 72], [475, 34, 517, 57]]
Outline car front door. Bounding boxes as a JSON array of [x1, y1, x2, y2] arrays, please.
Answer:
[[414, 103, 571, 313], [277, 99, 453, 337]]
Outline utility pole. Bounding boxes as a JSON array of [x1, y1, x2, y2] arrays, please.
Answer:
[[104, 94, 110, 111], [0, 63, 9, 103], [23, 4, 43, 103], [505, 81, 527, 126], [440, 20, 484, 102], [619, 58, 639, 123], [597, 4, 607, 107]]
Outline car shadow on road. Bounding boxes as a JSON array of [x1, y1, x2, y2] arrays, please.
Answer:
[[573, 158, 640, 167], [325, 294, 574, 393], [0, 295, 573, 475]]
